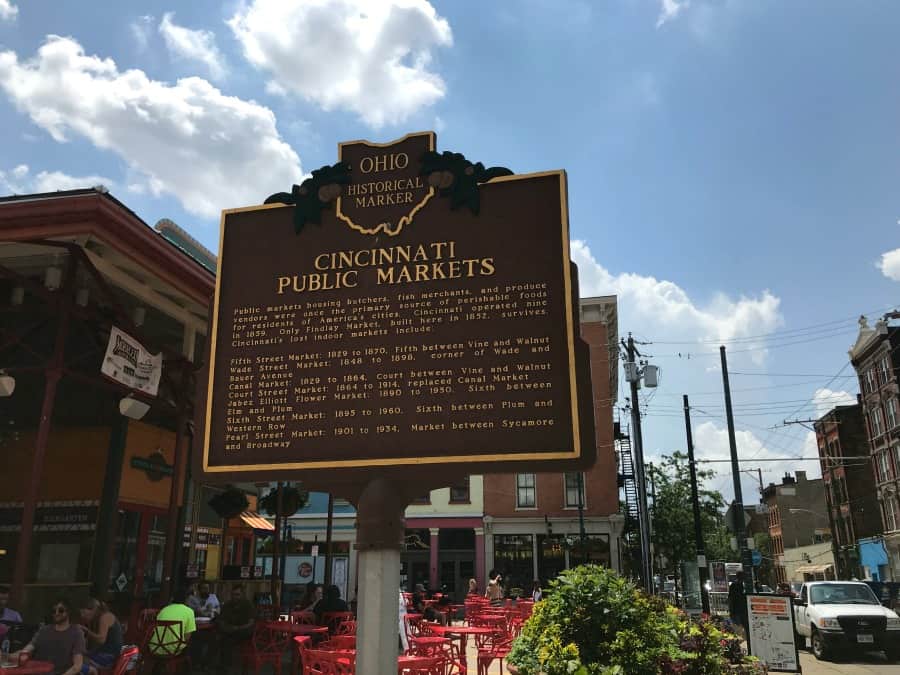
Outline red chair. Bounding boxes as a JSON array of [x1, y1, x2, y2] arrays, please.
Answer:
[[404, 614, 423, 640], [321, 612, 354, 634], [398, 655, 443, 674], [292, 635, 312, 675], [408, 635, 461, 674], [241, 621, 292, 675], [475, 618, 513, 675], [136, 609, 159, 644], [335, 620, 356, 636], [320, 636, 356, 650], [302, 649, 355, 674], [291, 611, 316, 625], [105, 646, 139, 675], [141, 619, 192, 675]]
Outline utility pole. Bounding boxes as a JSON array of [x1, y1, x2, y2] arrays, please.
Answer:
[[648, 464, 657, 581], [684, 395, 710, 614], [324, 493, 335, 586], [624, 334, 654, 594], [720, 346, 752, 593]]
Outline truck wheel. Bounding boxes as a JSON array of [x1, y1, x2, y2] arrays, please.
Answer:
[[811, 627, 831, 661]]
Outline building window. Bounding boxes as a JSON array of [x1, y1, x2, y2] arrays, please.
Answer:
[[881, 357, 892, 385], [870, 407, 884, 439], [516, 474, 536, 508], [564, 473, 585, 508], [888, 399, 899, 431], [449, 476, 470, 503], [877, 450, 892, 483], [884, 496, 900, 532], [493, 535, 534, 589], [866, 368, 878, 393]]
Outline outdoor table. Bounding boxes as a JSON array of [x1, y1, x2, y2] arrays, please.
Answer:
[[276, 622, 330, 675], [397, 654, 437, 673], [426, 625, 495, 673], [6, 660, 54, 675]]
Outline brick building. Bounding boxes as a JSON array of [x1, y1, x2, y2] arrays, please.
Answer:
[[814, 403, 882, 579], [482, 296, 624, 590], [763, 472, 832, 583], [849, 315, 900, 578]]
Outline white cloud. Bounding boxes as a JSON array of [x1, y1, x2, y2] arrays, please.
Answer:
[[879, 248, 900, 281], [0, 0, 17, 21], [657, 0, 688, 28], [812, 388, 855, 417], [693, 421, 821, 502], [130, 15, 154, 51], [571, 240, 783, 360], [228, 0, 452, 128], [0, 36, 303, 218], [0, 164, 114, 194], [159, 13, 227, 80]]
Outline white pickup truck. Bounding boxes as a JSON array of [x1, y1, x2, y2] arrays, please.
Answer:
[[792, 581, 900, 661]]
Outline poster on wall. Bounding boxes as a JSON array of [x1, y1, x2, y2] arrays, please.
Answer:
[[710, 561, 728, 592], [746, 594, 800, 672], [101, 326, 162, 396]]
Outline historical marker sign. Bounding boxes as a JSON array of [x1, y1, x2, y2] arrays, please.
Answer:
[[199, 132, 594, 482]]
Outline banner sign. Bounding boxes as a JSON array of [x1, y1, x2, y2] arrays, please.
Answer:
[[746, 594, 800, 672], [102, 326, 163, 396], [0, 500, 99, 532], [200, 131, 595, 479]]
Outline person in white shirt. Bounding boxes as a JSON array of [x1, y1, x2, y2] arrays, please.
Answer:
[[398, 588, 408, 654], [188, 582, 220, 618]]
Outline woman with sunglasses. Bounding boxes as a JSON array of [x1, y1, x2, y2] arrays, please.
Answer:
[[13, 598, 85, 675]]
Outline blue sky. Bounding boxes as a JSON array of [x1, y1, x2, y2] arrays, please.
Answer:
[[2, 0, 899, 501]]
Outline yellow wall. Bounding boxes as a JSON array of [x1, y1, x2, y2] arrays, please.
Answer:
[[0, 421, 174, 508], [405, 475, 484, 517], [0, 427, 109, 500]]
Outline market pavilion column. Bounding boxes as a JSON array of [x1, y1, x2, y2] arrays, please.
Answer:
[[474, 527, 485, 593], [429, 528, 440, 591]]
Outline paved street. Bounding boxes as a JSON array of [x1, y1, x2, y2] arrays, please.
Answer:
[[798, 650, 896, 674]]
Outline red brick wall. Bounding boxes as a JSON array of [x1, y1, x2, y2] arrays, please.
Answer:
[[484, 319, 618, 517]]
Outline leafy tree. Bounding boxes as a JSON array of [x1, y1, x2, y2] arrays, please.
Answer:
[[647, 452, 735, 579]]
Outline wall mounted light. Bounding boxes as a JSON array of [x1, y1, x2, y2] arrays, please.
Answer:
[[75, 287, 90, 307], [119, 395, 150, 420], [0, 371, 15, 397], [44, 266, 62, 291]]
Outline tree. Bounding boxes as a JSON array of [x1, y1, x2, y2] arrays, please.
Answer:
[[647, 452, 735, 581]]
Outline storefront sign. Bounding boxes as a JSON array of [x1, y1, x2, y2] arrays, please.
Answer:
[[102, 326, 163, 396], [746, 594, 800, 672], [0, 500, 99, 532], [130, 451, 174, 481], [200, 131, 594, 479]]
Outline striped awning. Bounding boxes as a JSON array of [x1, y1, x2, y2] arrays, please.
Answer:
[[240, 510, 274, 531]]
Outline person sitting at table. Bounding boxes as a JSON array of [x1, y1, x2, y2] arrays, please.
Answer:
[[0, 585, 23, 639], [314, 585, 349, 624], [467, 578, 478, 596], [13, 598, 85, 675], [150, 587, 195, 656], [214, 585, 255, 673], [188, 582, 220, 619], [78, 598, 122, 675], [412, 584, 447, 626], [298, 583, 323, 613]]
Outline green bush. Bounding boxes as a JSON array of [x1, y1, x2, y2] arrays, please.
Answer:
[[507, 565, 765, 675]]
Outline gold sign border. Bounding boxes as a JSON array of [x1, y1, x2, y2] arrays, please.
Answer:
[[335, 131, 436, 237], [202, 170, 581, 473]]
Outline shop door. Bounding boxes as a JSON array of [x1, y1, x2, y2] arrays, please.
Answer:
[[440, 558, 474, 601]]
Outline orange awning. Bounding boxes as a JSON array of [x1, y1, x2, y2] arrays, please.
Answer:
[[240, 510, 274, 531]]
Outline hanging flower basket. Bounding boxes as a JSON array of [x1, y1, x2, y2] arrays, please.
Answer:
[[208, 487, 249, 519], [259, 485, 310, 518]]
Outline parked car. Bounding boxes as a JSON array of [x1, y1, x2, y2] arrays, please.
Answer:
[[793, 581, 900, 662]]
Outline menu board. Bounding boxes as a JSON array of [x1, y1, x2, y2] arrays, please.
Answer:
[[746, 594, 800, 672], [200, 132, 590, 478]]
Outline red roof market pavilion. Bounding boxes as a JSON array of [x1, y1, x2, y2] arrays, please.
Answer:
[[0, 188, 215, 617]]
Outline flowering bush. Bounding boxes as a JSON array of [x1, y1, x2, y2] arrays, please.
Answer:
[[507, 565, 766, 675]]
